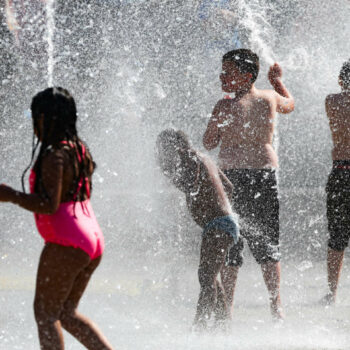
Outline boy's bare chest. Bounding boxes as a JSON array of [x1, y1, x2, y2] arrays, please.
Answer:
[[220, 99, 272, 128]]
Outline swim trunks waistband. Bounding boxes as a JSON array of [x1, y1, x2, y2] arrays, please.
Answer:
[[333, 160, 350, 169]]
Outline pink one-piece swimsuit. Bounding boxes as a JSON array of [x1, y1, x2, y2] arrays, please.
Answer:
[[29, 145, 104, 260]]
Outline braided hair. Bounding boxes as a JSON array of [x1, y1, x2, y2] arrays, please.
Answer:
[[21, 87, 95, 203]]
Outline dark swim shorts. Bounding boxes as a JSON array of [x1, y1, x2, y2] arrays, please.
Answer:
[[326, 160, 350, 251], [223, 169, 280, 266]]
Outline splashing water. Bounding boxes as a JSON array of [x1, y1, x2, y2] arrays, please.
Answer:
[[237, 0, 275, 65], [236, 0, 281, 181], [45, 0, 55, 86], [1, 1, 350, 349]]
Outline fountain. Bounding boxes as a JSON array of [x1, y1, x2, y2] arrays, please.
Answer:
[[1, 0, 350, 349]]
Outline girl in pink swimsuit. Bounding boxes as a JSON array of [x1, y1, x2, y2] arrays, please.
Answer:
[[0, 87, 114, 350]]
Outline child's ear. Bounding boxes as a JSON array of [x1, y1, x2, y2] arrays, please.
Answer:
[[245, 73, 253, 83], [338, 77, 343, 88]]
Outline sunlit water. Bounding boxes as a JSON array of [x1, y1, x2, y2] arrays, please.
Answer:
[[1, 1, 350, 349], [45, 0, 55, 86]]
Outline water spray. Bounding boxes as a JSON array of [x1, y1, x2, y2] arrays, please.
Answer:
[[46, 0, 55, 86]]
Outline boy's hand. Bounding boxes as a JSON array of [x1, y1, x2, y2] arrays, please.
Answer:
[[268, 63, 283, 85]]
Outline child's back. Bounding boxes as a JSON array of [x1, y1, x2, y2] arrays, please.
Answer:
[[184, 151, 233, 228], [326, 92, 350, 160]]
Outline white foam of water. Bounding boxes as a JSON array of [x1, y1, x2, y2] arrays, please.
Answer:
[[237, 0, 275, 65]]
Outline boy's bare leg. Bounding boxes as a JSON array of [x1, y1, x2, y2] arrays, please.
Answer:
[[220, 265, 239, 317], [193, 230, 232, 330], [261, 261, 283, 320], [322, 248, 345, 305], [213, 277, 230, 325]]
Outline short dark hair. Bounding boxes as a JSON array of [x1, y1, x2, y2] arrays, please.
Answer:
[[223, 49, 260, 83], [156, 129, 190, 176], [339, 60, 350, 89]]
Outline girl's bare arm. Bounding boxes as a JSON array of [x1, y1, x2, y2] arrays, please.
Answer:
[[0, 151, 64, 214]]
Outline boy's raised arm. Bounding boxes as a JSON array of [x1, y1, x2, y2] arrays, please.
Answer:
[[203, 102, 222, 150], [268, 63, 295, 114]]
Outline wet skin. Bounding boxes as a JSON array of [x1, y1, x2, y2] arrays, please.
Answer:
[[202, 61, 294, 321], [323, 82, 350, 305], [172, 149, 233, 228], [163, 146, 235, 329], [203, 62, 294, 169], [326, 85, 350, 160], [0, 118, 113, 349]]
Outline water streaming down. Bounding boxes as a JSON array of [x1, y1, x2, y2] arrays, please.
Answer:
[[1, 0, 350, 349], [45, 0, 55, 86]]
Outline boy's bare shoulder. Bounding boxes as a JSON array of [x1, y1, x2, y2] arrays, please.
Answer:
[[326, 93, 341, 106], [256, 88, 280, 102]]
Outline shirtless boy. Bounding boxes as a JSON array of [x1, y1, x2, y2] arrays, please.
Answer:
[[156, 129, 239, 330], [203, 49, 294, 320], [322, 60, 350, 305]]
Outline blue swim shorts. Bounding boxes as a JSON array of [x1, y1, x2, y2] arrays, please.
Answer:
[[203, 215, 239, 244]]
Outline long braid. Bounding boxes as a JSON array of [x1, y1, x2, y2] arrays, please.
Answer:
[[21, 134, 40, 193]]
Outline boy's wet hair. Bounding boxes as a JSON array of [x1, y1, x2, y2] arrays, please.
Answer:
[[223, 49, 260, 83], [157, 129, 190, 151], [339, 60, 350, 89], [156, 129, 190, 175]]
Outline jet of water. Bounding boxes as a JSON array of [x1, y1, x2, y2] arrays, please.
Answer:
[[46, 0, 55, 86]]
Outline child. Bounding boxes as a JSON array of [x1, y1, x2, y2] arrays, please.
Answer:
[[0, 87, 114, 350], [156, 129, 239, 331], [203, 49, 294, 320], [322, 60, 350, 305]]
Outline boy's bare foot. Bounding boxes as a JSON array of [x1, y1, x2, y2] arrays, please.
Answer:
[[192, 318, 208, 333], [270, 298, 285, 321], [212, 317, 231, 334], [271, 308, 285, 323], [320, 292, 336, 306]]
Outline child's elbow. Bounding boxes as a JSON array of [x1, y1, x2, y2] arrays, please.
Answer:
[[280, 99, 295, 114], [289, 99, 295, 112]]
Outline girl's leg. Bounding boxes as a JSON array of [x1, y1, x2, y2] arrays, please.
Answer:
[[60, 255, 114, 350], [193, 229, 232, 329], [34, 243, 91, 350]]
